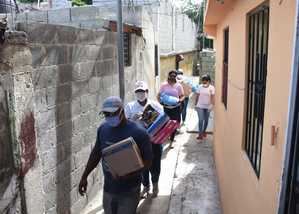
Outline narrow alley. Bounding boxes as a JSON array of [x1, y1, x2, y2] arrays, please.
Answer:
[[2, 0, 299, 214], [82, 109, 221, 214]]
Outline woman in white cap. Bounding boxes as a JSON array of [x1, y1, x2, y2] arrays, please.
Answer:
[[125, 81, 164, 198]]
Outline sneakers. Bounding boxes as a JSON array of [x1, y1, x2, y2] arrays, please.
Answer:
[[140, 186, 150, 198], [152, 183, 159, 198], [203, 132, 207, 138]]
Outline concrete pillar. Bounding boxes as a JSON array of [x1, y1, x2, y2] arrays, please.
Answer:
[[1, 31, 45, 214]]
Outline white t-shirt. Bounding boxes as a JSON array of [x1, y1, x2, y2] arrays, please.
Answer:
[[196, 84, 215, 109], [125, 99, 164, 120]]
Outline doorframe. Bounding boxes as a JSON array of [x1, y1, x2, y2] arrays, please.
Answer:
[[278, 0, 299, 213]]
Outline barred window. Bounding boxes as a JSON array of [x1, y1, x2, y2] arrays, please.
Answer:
[[245, 4, 269, 176], [222, 28, 229, 108]]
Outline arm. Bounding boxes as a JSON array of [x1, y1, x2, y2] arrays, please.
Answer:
[[178, 84, 185, 102], [124, 103, 132, 119], [78, 143, 101, 196], [211, 95, 215, 105], [152, 101, 164, 114], [157, 92, 162, 104], [179, 94, 185, 102], [210, 86, 215, 106], [195, 93, 199, 105]]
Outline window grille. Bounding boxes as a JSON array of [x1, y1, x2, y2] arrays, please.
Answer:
[[222, 28, 229, 108], [245, 4, 269, 176]]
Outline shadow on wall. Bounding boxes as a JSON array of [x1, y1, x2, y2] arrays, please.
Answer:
[[55, 65, 73, 213]]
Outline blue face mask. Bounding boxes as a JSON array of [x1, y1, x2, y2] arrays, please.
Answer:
[[106, 114, 121, 127]]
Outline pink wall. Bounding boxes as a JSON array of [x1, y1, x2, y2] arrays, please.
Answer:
[[206, 0, 297, 213]]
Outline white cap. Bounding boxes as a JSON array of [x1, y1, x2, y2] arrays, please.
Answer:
[[134, 81, 148, 92]]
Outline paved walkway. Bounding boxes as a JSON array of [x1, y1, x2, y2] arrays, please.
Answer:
[[81, 109, 221, 214]]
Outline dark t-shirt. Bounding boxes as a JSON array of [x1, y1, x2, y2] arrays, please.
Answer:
[[94, 120, 152, 194]]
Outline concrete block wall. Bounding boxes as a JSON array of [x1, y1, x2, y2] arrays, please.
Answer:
[[19, 23, 118, 214], [174, 13, 197, 53], [0, 22, 147, 214], [11, 5, 143, 31], [158, 0, 197, 55], [159, 1, 174, 54], [0, 6, 156, 212]]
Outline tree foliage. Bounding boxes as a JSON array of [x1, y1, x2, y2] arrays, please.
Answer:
[[72, 0, 92, 6], [182, 0, 206, 33], [182, 0, 213, 49]]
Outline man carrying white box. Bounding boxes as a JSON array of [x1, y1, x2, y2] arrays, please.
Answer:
[[78, 96, 153, 214]]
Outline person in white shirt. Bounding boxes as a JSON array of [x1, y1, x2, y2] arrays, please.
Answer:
[[195, 75, 215, 141], [125, 81, 164, 198]]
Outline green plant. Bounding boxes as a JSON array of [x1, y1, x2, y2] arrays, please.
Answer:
[[72, 0, 92, 6]]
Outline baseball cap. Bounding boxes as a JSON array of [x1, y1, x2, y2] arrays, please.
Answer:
[[134, 81, 148, 92], [100, 96, 123, 113], [177, 68, 184, 75]]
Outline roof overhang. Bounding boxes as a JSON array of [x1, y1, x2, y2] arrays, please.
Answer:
[[204, 0, 235, 38]]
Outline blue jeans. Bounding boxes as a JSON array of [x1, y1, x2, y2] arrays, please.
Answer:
[[181, 97, 189, 122], [103, 189, 140, 214], [142, 144, 163, 187], [195, 108, 210, 134]]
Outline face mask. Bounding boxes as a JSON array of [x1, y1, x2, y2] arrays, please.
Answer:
[[105, 111, 122, 127], [202, 82, 209, 87], [176, 75, 183, 82], [136, 92, 147, 102], [168, 77, 176, 83]]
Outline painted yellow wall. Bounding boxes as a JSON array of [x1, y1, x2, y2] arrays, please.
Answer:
[[160, 52, 195, 83], [210, 0, 296, 213]]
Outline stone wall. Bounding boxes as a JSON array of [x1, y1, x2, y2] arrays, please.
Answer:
[[199, 50, 216, 82], [0, 21, 149, 213]]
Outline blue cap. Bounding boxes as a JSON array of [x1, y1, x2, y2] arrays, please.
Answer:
[[101, 96, 123, 113]]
